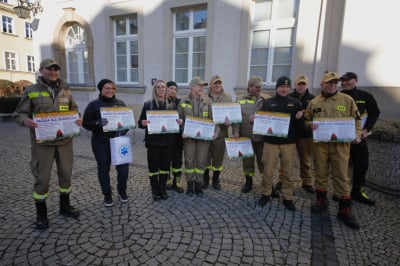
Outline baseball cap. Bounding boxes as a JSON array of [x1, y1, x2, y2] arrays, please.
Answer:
[[322, 72, 340, 83], [275, 76, 291, 89], [248, 76, 263, 87], [39, 58, 60, 70], [340, 72, 358, 81], [210, 75, 222, 84], [295, 74, 309, 85], [189, 77, 208, 87]]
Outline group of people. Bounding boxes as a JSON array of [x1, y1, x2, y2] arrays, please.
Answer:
[[14, 58, 379, 231]]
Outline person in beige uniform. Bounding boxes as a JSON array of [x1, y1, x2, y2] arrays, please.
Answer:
[[233, 76, 269, 193], [304, 71, 362, 230], [13, 58, 81, 229], [203, 75, 233, 190], [289, 75, 316, 193], [178, 77, 217, 195]]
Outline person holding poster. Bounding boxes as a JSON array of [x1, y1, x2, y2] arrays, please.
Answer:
[[304, 71, 362, 230], [178, 77, 216, 195], [289, 75, 316, 193], [139, 80, 181, 200], [338, 72, 380, 205], [166, 81, 184, 193], [258, 76, 303, 212], [233, 76, 270, 193], [83, 79, 131, 207], [203, 75, 233, 190], [13, 58, 81, 229]]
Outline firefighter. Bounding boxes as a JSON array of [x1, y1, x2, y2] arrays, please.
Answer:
[[203, 75, 233, 190], [13, 58, 81, 229], [338, 72, 380, 206], [304, 71, 362, 230], [178, 77, 217, 195]]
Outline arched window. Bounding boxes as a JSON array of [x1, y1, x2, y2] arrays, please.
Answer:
[[65, 23, 88, 84]]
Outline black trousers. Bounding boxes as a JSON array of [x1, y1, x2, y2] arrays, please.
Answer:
[[349, 139, 369, 189]]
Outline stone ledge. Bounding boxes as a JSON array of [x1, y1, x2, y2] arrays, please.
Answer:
[[366, 138, 400, 196]]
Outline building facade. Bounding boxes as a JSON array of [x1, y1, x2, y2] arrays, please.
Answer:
[[23, 0, 400, 119], [0, 0, 36, 84]]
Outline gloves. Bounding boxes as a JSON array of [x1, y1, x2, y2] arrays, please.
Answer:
[[95, 118, 108, 127]]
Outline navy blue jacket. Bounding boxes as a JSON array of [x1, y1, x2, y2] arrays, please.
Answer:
[[260, 94, 302, 145]]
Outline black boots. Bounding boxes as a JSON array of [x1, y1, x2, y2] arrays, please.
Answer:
[[212, 171, 221, 190], [159, 174, 169, 200], [351, 187, 375, 206], [337, 196, 360, 230], [311, 189, 328, 213], [172, 175, 184, 193], [194, 181, 203, 195], [150, 176, 160, 200], [35, 201, 48, 229], [186, 181, 194, 196], [203, 169, 221, 190], [202, 169, 210, 189], [59, 193, 80, 219], [241, 176, 252, 193]]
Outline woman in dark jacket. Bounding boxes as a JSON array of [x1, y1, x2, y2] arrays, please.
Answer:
[[138, 80, 181, 200], [82, 79, 130, 207]]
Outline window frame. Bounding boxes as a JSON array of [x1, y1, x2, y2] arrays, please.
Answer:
[[172, 8, 207, 85], [113, 16, 139, 85], [248, 0, 298, 85], [2, 15, 15, 34], [27, 55, 35, 72], [64, 23, 89, 84], [4, 51, 18, 71], [25, 22, 33, 39]]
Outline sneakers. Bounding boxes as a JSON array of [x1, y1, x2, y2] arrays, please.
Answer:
[[351, 188, 375, 206], [258, 195, 270, 207], [302, 185, 316, 194], [103, 192, 114, 207], [118, 191, 129, 203]]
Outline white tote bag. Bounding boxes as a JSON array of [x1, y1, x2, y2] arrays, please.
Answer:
[[110, 136, 133, 165]]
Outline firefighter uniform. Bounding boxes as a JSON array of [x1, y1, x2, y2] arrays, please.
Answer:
[[178, 78, 216, 195], [236, 93, 267, 178], [14, 58, 81, 229], [340, 72, 380, 205], [304, 71, 362, 230], [304, 92, 361, 197], [260, 89, 302, 202], [14, 77, 78, 199], [289, 77, 315, 191], [204, 75, 233, 190]]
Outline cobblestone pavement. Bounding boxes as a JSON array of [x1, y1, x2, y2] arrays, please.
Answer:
[[0, 120, 399, 265]]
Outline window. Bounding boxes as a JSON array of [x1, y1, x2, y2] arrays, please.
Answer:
[[5, 51, 17, 70], [2, 15, 14, 34], [65, 23, 89, 84], [25, 22, 32, 38], [173, 8, 207, 84], [249, 0, 297, 84], [0, 0, 8, 3], [114, 15, 139, 84], [27, 55, 35, 72]]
